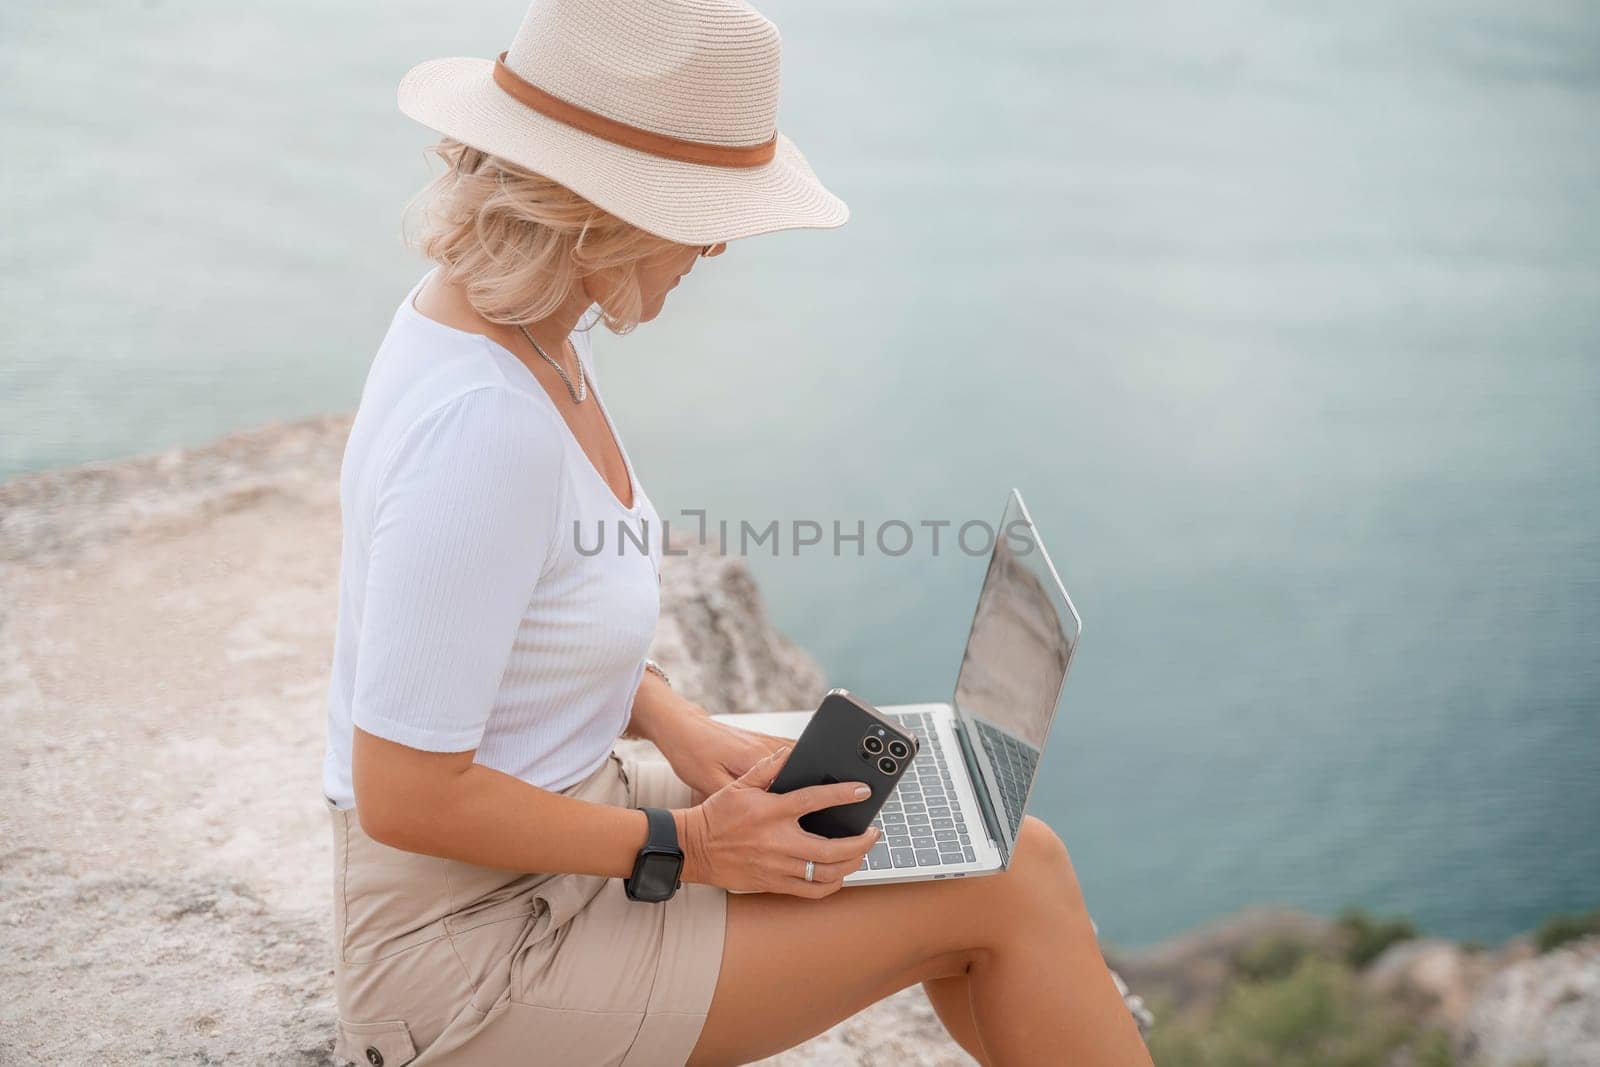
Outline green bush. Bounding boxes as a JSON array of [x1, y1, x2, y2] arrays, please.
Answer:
[[1411, 1028, 1460, 1067], [1534, 908, 1600, 953], [1232, 933, 1322, 982], [1336, 908, 1419, 968], [1146, 956, 1454, 1067]]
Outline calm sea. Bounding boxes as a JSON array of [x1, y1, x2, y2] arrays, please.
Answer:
[[4, 0, 1596, 948]]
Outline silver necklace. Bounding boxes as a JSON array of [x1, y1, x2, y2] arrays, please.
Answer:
[[518, 325, 587, 404]]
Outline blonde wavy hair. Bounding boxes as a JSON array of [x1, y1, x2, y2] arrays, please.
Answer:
[[403, 138, 685, 334]]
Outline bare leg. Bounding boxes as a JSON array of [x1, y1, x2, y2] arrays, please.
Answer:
[[821, 969, 1077, 1067], [688, 817, 1150, 1067], [922, 974, 989, 1065]]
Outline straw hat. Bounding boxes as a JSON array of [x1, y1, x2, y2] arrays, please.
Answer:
[[397, 0, 849, 245]]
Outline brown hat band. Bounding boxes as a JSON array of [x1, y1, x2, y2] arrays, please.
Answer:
[[492, 53, 778, 169]]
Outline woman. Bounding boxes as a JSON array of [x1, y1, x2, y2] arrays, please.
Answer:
[[322, 0, 1155, 1064]]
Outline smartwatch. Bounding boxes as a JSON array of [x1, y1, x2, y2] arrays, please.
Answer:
[[625, 807, 684, 903]]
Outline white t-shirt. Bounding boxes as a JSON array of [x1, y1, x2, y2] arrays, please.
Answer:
[[321, 269, 662, 808]]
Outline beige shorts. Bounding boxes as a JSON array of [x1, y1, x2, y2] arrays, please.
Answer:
[[328, 751, 727, 1067]]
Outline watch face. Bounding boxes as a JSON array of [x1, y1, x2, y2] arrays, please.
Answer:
[[631, 849, 682, 902]]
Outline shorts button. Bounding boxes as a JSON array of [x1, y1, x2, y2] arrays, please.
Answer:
[[365, 1048, 384, 1067]]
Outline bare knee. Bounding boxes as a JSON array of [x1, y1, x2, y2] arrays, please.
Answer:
[[994, 816, 1087, 918], [933, 818, 1089, 955]]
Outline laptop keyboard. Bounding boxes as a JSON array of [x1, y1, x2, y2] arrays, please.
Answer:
[[857, 712, 976, 872], [975, 719, 1039, 837]]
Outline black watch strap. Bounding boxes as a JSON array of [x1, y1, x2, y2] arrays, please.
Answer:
[[625, 806, 684, 903], [640, 806, 678, 851]]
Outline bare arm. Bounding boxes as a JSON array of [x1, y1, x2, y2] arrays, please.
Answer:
[[623, 666, 707, 742], [349, 671, 709, 877], [351, 724, 881, 897], [621, 668, 796, 803], [352, 726, 649, 878]]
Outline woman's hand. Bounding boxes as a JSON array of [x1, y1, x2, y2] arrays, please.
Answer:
[[651, 710, 792, 802], [673, 748, 881, 899]]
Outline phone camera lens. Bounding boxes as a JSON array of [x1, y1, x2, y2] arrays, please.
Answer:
[[877, 756, 898, 776], [887, 739, 910, 760], [862, 735, 885, 755]]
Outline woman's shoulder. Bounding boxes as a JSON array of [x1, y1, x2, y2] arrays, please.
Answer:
[[384, 380, 569, 484], [373, 297, 564, 440], [363, 344, 567, 486], [357, 276, 592, 486]]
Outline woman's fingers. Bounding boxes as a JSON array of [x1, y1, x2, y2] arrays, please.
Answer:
[[803, 855, 867, 884], [697, 753, 883, 896], [734, 745, 791, 789], [796, 827, 881, 865], [763, 846, 868, 897], [778, 876, 845, 899], [721, 721, 789, 751], [784, 779, 871, 816]]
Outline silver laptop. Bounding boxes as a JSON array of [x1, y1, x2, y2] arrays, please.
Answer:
[[718, 489, 1082, 885]]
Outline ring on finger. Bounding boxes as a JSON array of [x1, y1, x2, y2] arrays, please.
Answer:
[[803, 859, 815, 883]]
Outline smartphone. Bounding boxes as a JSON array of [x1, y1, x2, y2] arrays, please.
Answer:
[[768, 688, 919, 838]]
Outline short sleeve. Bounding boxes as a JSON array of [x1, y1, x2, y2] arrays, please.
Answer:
[[350, 385, 566, 753]]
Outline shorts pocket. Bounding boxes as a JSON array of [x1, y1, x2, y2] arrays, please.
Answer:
[[333, 1018, 418, 1067], [610, 751, 633, 796]]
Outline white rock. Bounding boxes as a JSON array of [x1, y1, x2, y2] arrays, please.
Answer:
[[1364, 938, 1497, 1030], [1460, 936, 1600, 1067]]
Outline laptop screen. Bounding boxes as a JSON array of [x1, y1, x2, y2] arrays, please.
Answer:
[[952, 490, 1082, 842]]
